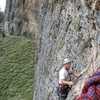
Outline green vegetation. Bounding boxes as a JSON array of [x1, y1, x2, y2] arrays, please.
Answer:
[[0, 36, 35, 100], [0, 10, 4, 23], [0, 9, 5, 37]]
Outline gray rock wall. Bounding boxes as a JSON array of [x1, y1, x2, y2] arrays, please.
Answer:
[[34, 0, 100, 100], [4, 0, 38, 36]]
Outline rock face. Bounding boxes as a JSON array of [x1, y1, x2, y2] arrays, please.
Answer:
[[34, 0, 100, 100], [4, 0, 38, 36], [5, 0, 100, 100]]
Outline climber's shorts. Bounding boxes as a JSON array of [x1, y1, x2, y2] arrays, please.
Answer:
[[57, 84, 71, 100]]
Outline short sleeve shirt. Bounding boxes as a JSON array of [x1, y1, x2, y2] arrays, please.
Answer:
[[59, 67, 72, 84]]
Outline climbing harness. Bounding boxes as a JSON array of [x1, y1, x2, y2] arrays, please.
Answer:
[[56, 83, 71, 100]]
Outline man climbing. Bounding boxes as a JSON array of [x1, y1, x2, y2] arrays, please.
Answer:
[[58, 58, 84, 100]]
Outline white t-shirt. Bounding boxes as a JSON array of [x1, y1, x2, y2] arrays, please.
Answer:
[[59, 67, 72, 84]]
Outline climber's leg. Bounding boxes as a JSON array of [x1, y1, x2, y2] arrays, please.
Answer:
[[59, 95, 67, 100], [58, 85, 69, 100], [59, 92, 67, 100]]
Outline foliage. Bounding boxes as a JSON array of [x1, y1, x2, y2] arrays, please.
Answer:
[[0, 9, 4, 23], [0, 9, 5, 37], [0, 36, 35, 100]]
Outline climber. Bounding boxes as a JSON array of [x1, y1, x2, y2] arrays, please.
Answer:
[[58, 58, 85, 100]]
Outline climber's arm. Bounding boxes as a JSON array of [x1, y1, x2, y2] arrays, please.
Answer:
[[71, 71, 82, 78], [71, 59, 92, 78]]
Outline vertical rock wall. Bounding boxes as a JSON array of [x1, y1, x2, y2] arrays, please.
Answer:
[[4, 0, 38, 36], [34, 0, 100, 100]]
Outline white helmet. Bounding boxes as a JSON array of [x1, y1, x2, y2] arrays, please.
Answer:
[[63, 58, 71, 65]]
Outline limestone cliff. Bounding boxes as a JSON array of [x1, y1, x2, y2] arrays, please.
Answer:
[[4, 0, 38, 36], [5, 0, 100, 100], [34, 0, 100, 100]]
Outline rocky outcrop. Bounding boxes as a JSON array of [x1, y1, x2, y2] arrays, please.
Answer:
[[4, 0, 100, 100], [4, 0, 38, 36], [34, 0, 100, 100]]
